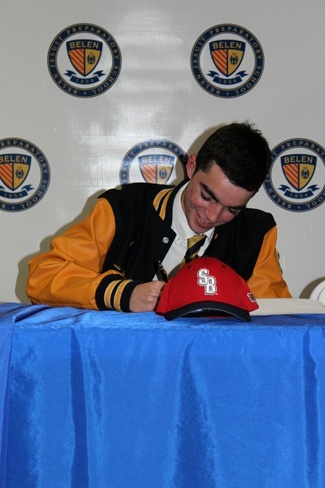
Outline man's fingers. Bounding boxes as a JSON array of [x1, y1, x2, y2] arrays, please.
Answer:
[[129, 281, 165, 312]]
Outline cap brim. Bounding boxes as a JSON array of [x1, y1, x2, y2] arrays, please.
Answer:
[[164, 300, 251, 322]]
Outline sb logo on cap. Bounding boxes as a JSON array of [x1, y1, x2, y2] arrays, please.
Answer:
[[197, 268, 217, 295]]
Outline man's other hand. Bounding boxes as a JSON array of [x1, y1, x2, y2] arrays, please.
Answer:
[[129, 281, 165, 312]]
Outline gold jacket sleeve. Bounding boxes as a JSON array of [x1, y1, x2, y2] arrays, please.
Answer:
[[26, 199, 121, 310], [247, 226, 292, 298]]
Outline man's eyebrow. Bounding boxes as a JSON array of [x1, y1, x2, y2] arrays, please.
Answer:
[[201, 183, 245, 210]]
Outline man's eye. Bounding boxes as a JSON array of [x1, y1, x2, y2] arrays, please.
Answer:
[[228, 208, 240, 215], [201, 193, 211, 201]]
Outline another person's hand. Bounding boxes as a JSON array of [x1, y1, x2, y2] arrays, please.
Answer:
[[129, 281, 165, 312]]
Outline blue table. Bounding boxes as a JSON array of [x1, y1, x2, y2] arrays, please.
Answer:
[[1, 302, 325, 488]]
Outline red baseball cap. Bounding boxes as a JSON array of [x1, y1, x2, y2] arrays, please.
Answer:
[[155, 257, 258, 321]]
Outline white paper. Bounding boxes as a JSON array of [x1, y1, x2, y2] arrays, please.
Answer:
[[251, 299, 325, 316]]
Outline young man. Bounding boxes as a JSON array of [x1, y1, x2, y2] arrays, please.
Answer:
[[26, 122, 291, 312]]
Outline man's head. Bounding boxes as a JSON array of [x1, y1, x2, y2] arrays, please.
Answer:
[[195, 122, 272, 192], [181, 122, 271, 234]]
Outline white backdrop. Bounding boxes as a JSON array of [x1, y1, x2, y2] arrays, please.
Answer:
[[1, 0, 324, 304]]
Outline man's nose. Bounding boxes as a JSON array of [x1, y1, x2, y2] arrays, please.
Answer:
[[206, 202, 224, 222]]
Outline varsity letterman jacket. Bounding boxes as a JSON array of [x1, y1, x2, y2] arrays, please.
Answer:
[[27, 180, 291, 311]]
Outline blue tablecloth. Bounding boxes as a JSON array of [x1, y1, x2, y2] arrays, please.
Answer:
[[1, 302, 325, 488]]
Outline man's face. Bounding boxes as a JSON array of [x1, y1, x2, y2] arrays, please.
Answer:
[[182, 154, 255, 234]]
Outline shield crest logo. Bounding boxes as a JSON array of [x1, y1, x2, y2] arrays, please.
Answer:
[[281, 154, 317, 191], [138, 154, 175, 184], [66, 40, 103, 76], [209, 40, 245, 77], [0, 155, 31, 191]]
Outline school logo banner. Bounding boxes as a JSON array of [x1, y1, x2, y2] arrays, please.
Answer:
[[0, 139, 50, 212], [191, 24, 264, 98], [120, 139, 187, 186], [264, 139, 325, 212], [48, 23, 121, 98]]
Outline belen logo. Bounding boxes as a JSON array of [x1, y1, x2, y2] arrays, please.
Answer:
[[119, 139, 187, 186], [197, 268, 217, 295]]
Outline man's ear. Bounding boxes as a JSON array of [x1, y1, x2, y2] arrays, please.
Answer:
[[186, 154, 197, 179]]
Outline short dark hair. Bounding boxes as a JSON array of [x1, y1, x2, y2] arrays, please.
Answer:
[[195, 122, 272, 191]]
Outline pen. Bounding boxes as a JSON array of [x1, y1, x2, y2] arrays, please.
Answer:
[[155, 261, 168, 283]]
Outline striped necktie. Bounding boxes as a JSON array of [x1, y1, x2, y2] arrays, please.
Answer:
[[179, 234, 207, 269]]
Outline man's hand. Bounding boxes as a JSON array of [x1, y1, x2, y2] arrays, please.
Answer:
[[129, 281, 165, 312]]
